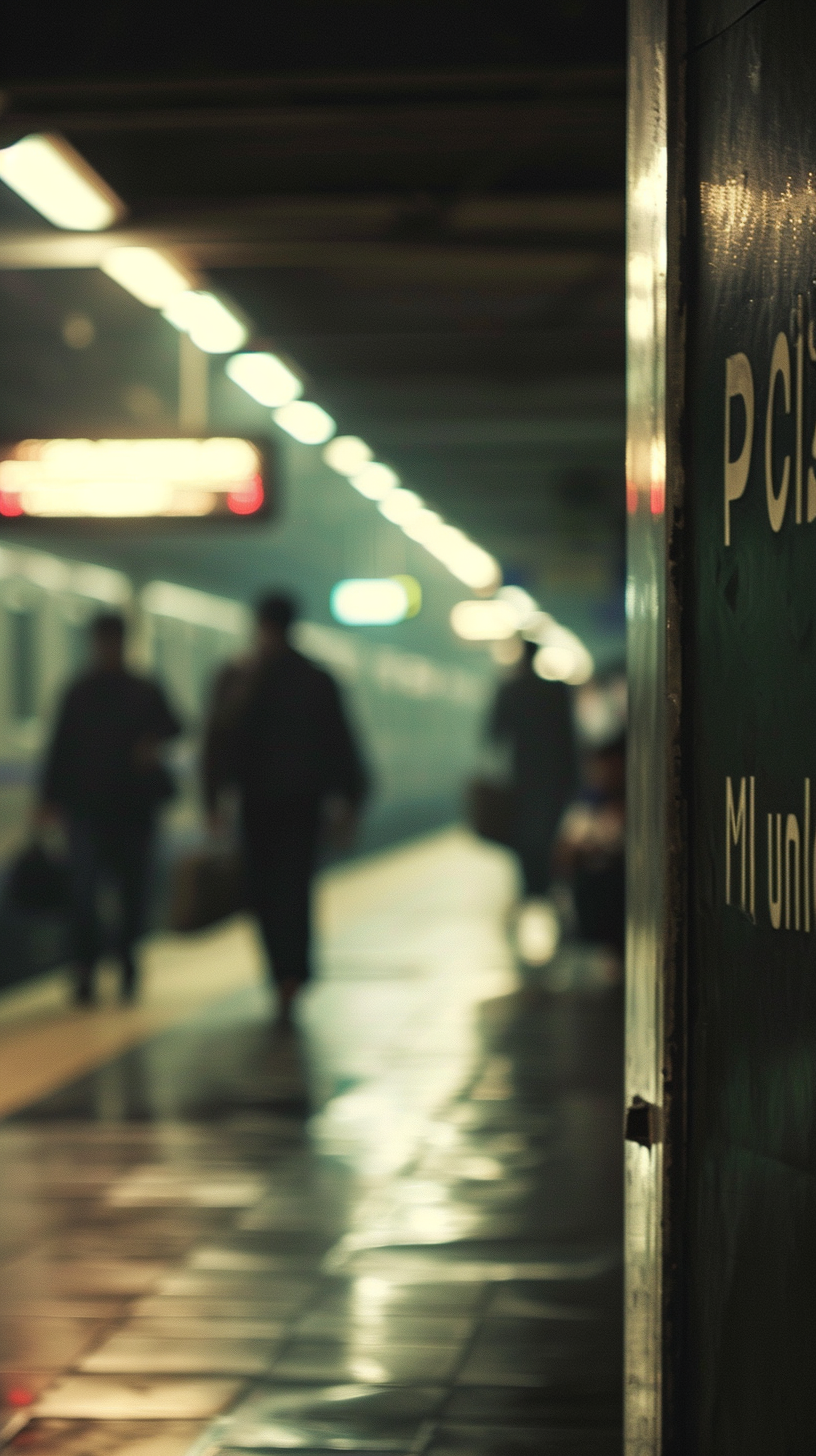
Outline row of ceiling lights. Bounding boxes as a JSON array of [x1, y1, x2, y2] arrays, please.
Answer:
[[0, 132, 595, 680], [0, 132, 500, 594]]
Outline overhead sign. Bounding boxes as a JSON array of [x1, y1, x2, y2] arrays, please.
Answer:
[[0, 437, 270, 520]]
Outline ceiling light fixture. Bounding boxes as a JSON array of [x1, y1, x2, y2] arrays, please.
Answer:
[[450, 599, 519, 641], [101, 247, 194, 308], [350, 461, 399, 500], [323, 436, 373, 476], [0, 133, 123, 231], [533, 625, 594, 685], [162, 291, 248, 354], [226, 352, 303, 408], [377, 488, 425, 525], [496, 584, 540, 630], [273, 400, 336, 444], [331, 577, 411, 626]]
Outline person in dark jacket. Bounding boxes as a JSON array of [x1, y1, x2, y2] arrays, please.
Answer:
[[489, 639, 578, 898], [39, 612, 181, 1005], [203, 592, 369, 1022]]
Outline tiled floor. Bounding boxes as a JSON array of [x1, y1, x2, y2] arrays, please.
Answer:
[[0, 830, 622, 1455]]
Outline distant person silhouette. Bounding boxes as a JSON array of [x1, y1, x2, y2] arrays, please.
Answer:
[[489, 639, 578, 898], [203, 592, 369, 1023], [39, 612, 180, 1004]]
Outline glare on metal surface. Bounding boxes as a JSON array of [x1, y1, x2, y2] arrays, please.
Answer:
[[0, 437, 265, 519], [273, 400, 336, 444], [226, 352, 302, 408], [350, 461, 400, 500], [0, 134, 123, 231], [331, 577, 411, 626], [162, 291, 248, 353], [101, 247, 193, 308], [322, 436, 373, 475]]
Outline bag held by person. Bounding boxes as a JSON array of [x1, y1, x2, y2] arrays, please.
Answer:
[[5, 841, 70, 914], [168, 847, 245, 933]]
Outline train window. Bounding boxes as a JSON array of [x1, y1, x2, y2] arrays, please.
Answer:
[[65, 620, 89, 675], [9, 608, 37, 720]]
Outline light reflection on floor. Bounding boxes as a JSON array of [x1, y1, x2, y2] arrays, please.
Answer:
[[0, 828, 622, 1455]]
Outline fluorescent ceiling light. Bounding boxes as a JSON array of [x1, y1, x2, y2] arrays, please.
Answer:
[[429, 531, 501, 592], [162, 291, 248, 353], [450, 599, 519, 641], [0, 133, 123, 231], [397, 506, 500, 591], [331, 577, 410, 626], [378, 488, 424, 525], [226, 352, 302, 408], [323, 436, 373, 475], [521, 609, 554, 642], [101, 247, 193, 308], [273, 400, 336, 444], [533, 624, 594, 685], [401, 507, 444, 545], [350, 461, 399, 500], [496, 584, 539, 629]]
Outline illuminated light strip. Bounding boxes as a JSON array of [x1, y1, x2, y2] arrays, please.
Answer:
[[451, 592, 594, 685], [450, 599, 518, 640], [226, 352, 302, 408], [330, 577, 411, 626], [162, 291, 247, 354], [101, 247, 194, 308], [273, 400, 335, 444], [0, 134, 123, 231]]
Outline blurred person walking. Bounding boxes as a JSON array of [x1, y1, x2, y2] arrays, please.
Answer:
[[203, 592, 369, 1023], [39, 613, 180, 1005], [488, 639, 578, 899]]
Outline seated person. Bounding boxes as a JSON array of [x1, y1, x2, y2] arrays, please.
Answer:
[[553, 733, 625, 955]]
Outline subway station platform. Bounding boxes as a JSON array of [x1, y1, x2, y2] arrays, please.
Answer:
[[0, 830, 622, 1456]]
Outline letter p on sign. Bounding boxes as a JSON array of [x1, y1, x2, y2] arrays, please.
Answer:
[[725, 352, 754, 545]]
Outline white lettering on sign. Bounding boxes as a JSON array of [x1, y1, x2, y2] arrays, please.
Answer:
[[724, 353, 754, 545], [726, 775, 813, 931], [722, 294, 816, 544]]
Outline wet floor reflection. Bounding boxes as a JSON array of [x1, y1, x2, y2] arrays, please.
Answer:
[[0, 830, 622, 1454]]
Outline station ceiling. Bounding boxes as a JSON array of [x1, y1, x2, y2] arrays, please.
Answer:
[[0, 2, 626, 610]]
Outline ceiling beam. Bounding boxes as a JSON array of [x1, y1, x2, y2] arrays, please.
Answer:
[[0, 229, 616, 285], [0, 64, 624, 110]]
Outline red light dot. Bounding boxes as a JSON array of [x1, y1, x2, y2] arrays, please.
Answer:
[[0, 492, 24, 517], [6, 1387, 34, 1407], [227, 475, 264, 515]]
